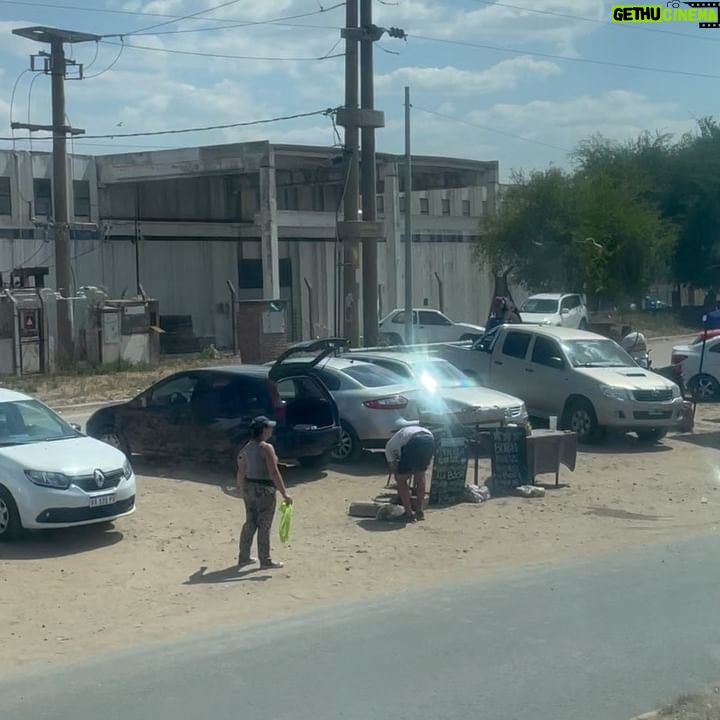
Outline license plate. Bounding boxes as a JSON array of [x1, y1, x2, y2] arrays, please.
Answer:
[[647, 411, 666, 418], [89, 494, 116, 508]]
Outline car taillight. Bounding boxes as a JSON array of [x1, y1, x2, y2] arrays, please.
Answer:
[[363, 395, 408, 410], [267, 381, 286, 421], [671, 354, 687, 366]]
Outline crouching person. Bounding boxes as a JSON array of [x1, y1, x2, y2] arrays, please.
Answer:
[[384, 423, 435, 522]]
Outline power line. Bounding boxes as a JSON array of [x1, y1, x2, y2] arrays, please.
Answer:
[[126, 2, 345, 37], [0, 107, 339, 141], [410, 34, 720, 81], [414, 106, 571, 153], [83, 38, 125, 79], [100, 39, 344, 63], [123, 0, 249, 36], [472, 0, 720, 44], [0, 0, 337, 28]]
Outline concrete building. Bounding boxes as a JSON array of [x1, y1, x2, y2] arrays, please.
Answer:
[[0, 142, 498, 350]]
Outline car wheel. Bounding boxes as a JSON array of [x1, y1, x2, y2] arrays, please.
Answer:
[[98, 426, 131, 457], [563, 398, 602, 444], [0, 486, 22, 542], [636, 428, 667, 443], [298, 453, 331, 470], [688, 374, 719, 402], [579, 318, 589, 330], [331, 422, 363, 463], [381, 332, 404, 347]]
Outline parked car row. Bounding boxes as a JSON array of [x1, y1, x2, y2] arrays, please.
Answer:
[[671, 335, 720, 401]]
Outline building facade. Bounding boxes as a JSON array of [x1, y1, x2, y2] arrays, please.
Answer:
[[0, 142, 498, 350]]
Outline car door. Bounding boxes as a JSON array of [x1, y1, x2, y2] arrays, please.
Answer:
[[489, 329, 533, 398], [418, 310, 454, 343], [388, 310, 418, 344], [560, 295, 582, 328], [523, 335, 568, 416], [188, 375, 264, 461], [121, 372, 202, 457]]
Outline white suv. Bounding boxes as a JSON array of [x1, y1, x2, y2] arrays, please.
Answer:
[[0, 390, 136, 541], [519, 293, 589, 330]]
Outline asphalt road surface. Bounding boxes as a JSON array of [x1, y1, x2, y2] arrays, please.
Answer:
[[4, 534, 720, 720]]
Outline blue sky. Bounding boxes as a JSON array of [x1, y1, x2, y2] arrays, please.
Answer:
[[0, 0, 717, 179]]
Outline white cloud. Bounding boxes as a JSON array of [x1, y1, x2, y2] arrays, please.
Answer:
[[376, 56, 561, 95]]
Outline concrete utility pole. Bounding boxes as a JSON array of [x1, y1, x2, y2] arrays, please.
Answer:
[[338, 0, 361, 347], [12, 27, 100, 363], [359, 0, 383, 347], [403, 86, 413, 346]]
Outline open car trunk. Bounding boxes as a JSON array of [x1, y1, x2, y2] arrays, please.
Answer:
[[275, 375, 337, 429]]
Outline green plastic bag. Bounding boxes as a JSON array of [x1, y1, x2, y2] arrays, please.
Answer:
[[279, 501, 293, 544]]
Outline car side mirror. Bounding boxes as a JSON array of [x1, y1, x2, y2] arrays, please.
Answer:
[[546, 356, 564, 369], [71, 423, 82, 433], [561, 308, 570, 315]]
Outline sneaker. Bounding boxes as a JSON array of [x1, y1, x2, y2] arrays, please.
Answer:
[[238, 556, 257, 568], [260, 560, 284, 569], [402, 511, 416, 523], [415, 510, 425, 521]]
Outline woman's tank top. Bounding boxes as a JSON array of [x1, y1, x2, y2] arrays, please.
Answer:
[[242, 440, 272, 485]]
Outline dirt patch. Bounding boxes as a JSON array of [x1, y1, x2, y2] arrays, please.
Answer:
[[2, 410, 720, 676], [4, 355, 224, 407], [641, 691, 720, 720]]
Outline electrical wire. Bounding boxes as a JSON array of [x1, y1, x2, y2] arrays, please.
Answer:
[[0, 108, 339, 142], [26, 71, 43, 156], [413, 106, 572, 153], [471, 0, 720, 44], [82, 41, 100, 72], [100, 39, 343, 63], [8, 69, 30, 151], [83, 39, 124, 79], [126, 2, 345, 37], [410, 34, 720, 81]]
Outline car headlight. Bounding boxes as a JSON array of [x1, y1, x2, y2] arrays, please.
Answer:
[[671, 384, 682, 399], [25, 470, 71, 489], [122, 459, 134, 480], [600, 385, 631, 401]]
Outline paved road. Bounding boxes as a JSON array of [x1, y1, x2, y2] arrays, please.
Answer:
[[4, 534, 720, 720], [648, 334, 694, 368]]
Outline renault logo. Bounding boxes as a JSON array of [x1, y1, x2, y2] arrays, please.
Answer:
[[93, 469, 105, 489]]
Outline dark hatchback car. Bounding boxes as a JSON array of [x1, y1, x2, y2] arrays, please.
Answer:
[[86, 340, 343, 469]]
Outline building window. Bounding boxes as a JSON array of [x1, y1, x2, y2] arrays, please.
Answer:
[[441, 198, 450, 216], [33, 178, 52, 217], [462, 199, 471, 216], [419, 197, 429, 215], [279, 186, 299, 211], [73, 180, 91, 218], [482, 200, 488, 216], [312, 186, 325, 212], [399, 195, 406, 214], [238, 258, 292, 289], [0, 177, 11, 215], [376, 194, 384, 215]]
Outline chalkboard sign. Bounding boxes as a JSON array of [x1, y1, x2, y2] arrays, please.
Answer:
[[429, 434, 469, 507], [491, 426, 530, 495]]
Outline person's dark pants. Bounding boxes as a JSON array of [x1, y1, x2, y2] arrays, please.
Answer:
[[239, 482, 276, 564], [397, 434, 435, 475]]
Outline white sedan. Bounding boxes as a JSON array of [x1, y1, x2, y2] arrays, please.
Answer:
[[672, 336, 720, 400], [0, 390, 136, 541], [378, 308, 485, 345], [519, 293, 589, 330]]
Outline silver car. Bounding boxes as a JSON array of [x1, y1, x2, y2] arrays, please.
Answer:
[[313, 357, 428, 463], [346, 351, 528, 426]]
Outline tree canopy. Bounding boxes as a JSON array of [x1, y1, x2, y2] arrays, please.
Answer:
[[476, 119, 720, 305]]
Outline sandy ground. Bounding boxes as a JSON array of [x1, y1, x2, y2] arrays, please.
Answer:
[[1, 408, 719, 676]]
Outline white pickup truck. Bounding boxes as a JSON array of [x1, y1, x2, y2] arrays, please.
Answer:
[[433, 325, 684, 444]]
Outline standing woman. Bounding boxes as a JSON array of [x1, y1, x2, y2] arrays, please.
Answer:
[[236, 416, 293, 569]]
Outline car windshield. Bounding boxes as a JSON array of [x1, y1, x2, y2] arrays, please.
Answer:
[[0, 399, 78, 446], [520, 298, 559, 314], [562, 339, 637, 368], [341, 364, 404, 387], [411, 360, 477, 389]]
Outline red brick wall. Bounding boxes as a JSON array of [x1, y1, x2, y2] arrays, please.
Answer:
[[235, 300, 289, 364]]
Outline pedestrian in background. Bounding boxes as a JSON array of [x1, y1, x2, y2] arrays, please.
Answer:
[[385, 423, 435, 522], [236, 416, 292, 569]]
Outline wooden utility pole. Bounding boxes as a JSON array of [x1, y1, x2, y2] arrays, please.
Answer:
[[12, 26, 100, 364]]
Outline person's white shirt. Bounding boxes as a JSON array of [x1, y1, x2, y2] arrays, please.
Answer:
[[384, 426, 433, 465]]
